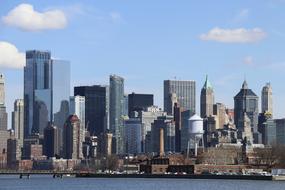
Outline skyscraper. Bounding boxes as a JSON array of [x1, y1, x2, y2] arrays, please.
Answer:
[[234, 80, 259, 143], [12, 99, 24, 150], [200, 75, 214, 118], [63, 115, 84, 159], [261, 83, 273, 115], [164, 80, 196, 115], [128, 93, 153, 117], [43, 122, 59, 158], [109, 75, 124, 154], [0, 74, 7, 131], [24, 51, 70, 137], [74, 85, 109, 136], [70, 96, 85, 130]]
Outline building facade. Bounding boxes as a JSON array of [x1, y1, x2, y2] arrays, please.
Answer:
[[128, 93, 153, 117], [0, 74, 7, 131], [43, 123, 59, 158], [234, 81, 260, 143], [109, 75, 124, 154], [24, 50, 70, 137], [261, 83, 273, 115], [70, 96, 85, 130], [164, 80, 196, 115], [151, 115, 175, 153], [139, 106, 165, 152], [74, 85, 109, 137], [63, 115, 84, 159], [200, 75, 214, 118], [124, 118, 142, 154]]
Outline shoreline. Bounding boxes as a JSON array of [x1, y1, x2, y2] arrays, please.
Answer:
[[76, 173, 274, 181]]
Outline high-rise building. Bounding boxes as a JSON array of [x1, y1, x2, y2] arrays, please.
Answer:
[[109, 75, 124, 154], [164, 80, 196, 115], [128, 93, 153, 117], [124, 118, 142, 154], [63, 115, 84, 159], [264, 119, 285, 146], [122, 94, 128, 116], [264, 119, 277, 145], [200, 75, 214, 118], [70, 96, 85, 130], [0, 74, 7, 131], [12, 99, 24, 144], [234, 80, 259, 143], [24, 51, 70, 137], [261, 83, 273, 115], [11, 99, 24, 159], [213, 103, 227, 129], [74, 85, 109, 136], [43, 123, 59, 158], [173, 103, 182, 152], [139, 106, 165, 152], [151, 115, 175, 153]]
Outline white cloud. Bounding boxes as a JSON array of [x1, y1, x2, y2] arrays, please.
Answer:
[[200, 27, 266, 43], [0, 41, 25, 69], [243, 56, 254, 65], [2, 3, 67, 31]]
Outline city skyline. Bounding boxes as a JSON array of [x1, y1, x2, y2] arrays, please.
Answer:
[[1, 1, 285, 127]]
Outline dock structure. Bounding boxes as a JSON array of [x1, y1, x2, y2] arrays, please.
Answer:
[[0, 170, 77, 179]]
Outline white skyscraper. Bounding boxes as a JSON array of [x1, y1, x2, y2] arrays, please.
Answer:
[[262, 83, 273, 115], [0, 74, 7, 131], [70, 96, 86, 130]]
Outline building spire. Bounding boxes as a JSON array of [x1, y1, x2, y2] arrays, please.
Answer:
[[242, 80, 248, 89], [203, 74, 213, 90]]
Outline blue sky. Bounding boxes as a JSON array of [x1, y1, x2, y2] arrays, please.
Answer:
[[0, 0, 285, 127]]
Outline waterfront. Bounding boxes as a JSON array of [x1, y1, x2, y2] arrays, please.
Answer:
[[0, 176, 284, 190]]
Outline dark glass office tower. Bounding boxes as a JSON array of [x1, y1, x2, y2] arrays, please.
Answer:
[[128, 93, 153, 117], [74, 85, 109, 136], [234, 80, 259, 143]]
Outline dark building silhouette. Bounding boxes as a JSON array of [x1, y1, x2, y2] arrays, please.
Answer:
[[43, 123, 59, 158], [128, 93, 153, 117], [74, 85, 109, 136], [173, 103, 181, 152], [234, 80, 260, 143]]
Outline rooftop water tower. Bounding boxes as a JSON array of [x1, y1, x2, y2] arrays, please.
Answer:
[[188, 114, 204, 157]]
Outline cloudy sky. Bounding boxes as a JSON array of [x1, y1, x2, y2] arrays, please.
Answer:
[[0, 0, 285, 127]]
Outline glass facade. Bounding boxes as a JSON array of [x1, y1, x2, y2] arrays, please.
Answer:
[[70, 95, 85, 130], [164, 80, 196, 115], [109, 75, 124, 154], [24, 51, 70, 138], [74, 85, 109, 137], [128, 93, 153, 117]]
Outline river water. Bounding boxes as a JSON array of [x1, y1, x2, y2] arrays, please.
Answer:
[[0, 175, 284, 190]]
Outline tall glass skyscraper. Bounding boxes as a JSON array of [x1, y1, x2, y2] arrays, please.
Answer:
[[24, 50, 70, 138], [164, 80, 196, 115], [109, 75, 124, 154]]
